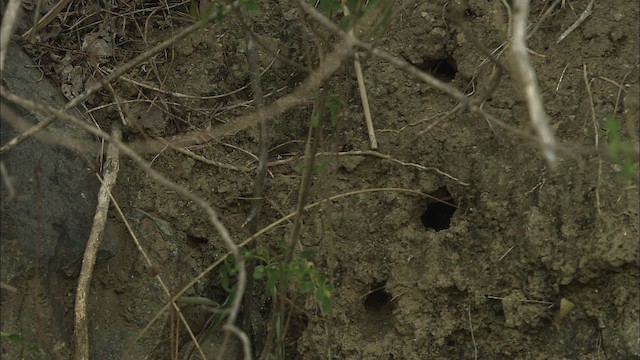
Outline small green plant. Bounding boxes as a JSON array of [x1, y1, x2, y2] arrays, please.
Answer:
[[178, 242, 332, 350], [605, 115, 638, 183], [1, 332, 45, 358], [254, 242, 333, 314]]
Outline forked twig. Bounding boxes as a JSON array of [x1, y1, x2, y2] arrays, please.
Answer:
[[557, 0, 595, 43]]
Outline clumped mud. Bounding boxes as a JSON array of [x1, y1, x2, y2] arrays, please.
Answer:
[[1, 0, 638, 359]]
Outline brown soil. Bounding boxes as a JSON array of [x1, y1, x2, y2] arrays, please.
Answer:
[[1, 0, 638, 359]]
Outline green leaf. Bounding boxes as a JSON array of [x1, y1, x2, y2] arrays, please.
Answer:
[[299, 280, 315, 293], [300, 250, 315, 260], [220, 265, 231, 292], [200, 2, 213, 28], [25, 346, 45, 355], [327, 96, 339, 126], [215, 4, 225, 23], [254, 265, 265, 279], [1, 332, 23, 345], [316, 286, 332, 314], [266, 267, 279, 293], [243, 247, 256, 261], [276, 238, 288, 250], [241, 0, 258, 11], [606, 116, 622, 158], [200, 292, 234, 344], [190, 0, 200, 19], [179, 296, 220, 306]]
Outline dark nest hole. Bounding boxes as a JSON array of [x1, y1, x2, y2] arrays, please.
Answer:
[[421, 187, 456, 231]]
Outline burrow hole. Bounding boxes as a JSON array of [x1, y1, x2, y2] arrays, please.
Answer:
[[364, 281, 394, 316], [416, 56, 458, 82], [421, 187, 456, 231]]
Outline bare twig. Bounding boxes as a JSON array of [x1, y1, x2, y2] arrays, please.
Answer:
[[0, 282, 18, 293], [0, 100, 96, 153], [557, 0, 595, 43], [296, 0, 468, 104], [74, 122, 121, 360], [127, 37, 356, 154], [224, 324, 252, 360], [0, 0, 23, 72], [527, 0, 563, 39], [498, 245, 516, 261], [134, 187, 432, 346], [353, 53, 378, 149], [21, 0, 72, 38], [226, 6, 270, 360], [468, 307, 478, 360], [28, 0, 43, 44], [2, 18, 206, 155], [556, 63, 569, 92], [500, 0, 512, 39], [333, 150, 469, 186], [582, 62, 602, 214], [511, 0, 558, 167], [486, 295, 554, 306], [170, 145, 252, 172], [117, 52, 277, 100], [0, 161, 16, 201], [104, 186, 207, 360], [260, 90, 328, 360], [1, 88, 244, 360]]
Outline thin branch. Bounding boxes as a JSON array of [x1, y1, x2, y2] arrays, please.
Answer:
[[127, 37, 356, 153], [224, 324, 252, 360], [0, 0, 23, 72], [74, 122, 121, 360], [582, 62, 602, 214], [107, 185, 207, 360], [132, 187, 433, 346], [511, 0, 558, 167], [260, 91, 328, 360], [0, 161, 17, 201], [527, 0, 563, 39], [21, 0, 72, 38], [353, 53, 378, 149], [557, 0, 595, 44], [295, 0, 468, 103], [170, 145, 252, 172], [334, 150, 469, 186], [223, 6, 270, 360], [0, 87, 245, 359], [468, 307, 478, 360], [1, 16, 209, 155], [0, 100, 97, 153]]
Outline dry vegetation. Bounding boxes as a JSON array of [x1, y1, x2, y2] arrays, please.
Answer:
[[1, 0, 638, 359]]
